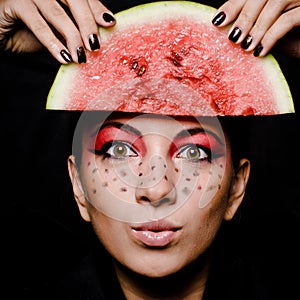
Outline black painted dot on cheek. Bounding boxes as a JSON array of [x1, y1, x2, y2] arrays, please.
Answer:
[[175, 168, 179, 172], [197, 185, 202, 190], [121, 187, 127, 192], [164, 175, 168, 181], [88, 161, 91, 166], [182, 187, 190, 195], [207, 185, 215, 191], [139, 173, 143, 176], [93, 189, 97, 194], [186, 177, 191, 182], [105, 169, 109, 173], [219, 164, 223, 168], [120, 170, 127, 177]]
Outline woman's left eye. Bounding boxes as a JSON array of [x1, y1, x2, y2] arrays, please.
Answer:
[[176, 144, 210, 162], [106, 141, 138, 159]]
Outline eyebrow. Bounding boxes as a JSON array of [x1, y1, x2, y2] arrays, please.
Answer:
[[174, 128, 225, 145], [91, 121, 143, 138]]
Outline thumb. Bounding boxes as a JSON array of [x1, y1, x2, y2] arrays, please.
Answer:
[[4, 28, 44, 53]]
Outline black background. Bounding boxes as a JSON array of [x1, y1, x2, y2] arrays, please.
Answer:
[[1, 0, 299, 298]]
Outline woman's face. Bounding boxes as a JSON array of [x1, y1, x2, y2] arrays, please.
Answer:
[[68, 113, 249, 277]]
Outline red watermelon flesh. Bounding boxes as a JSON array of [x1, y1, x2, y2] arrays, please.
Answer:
[[46, 1, 294, 116]]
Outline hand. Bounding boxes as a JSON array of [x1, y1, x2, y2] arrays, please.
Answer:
[[212, 0, 300, 58], [0, 0, 116, 64]]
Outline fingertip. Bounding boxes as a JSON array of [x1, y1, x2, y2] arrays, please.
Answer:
[[60, 49, 73, 64], [253, 43, 264, 57], [102, 12, 116, 26], [212, 11, 226, 26]]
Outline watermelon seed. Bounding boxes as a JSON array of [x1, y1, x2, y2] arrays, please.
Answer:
[[132, 61, 139, 69], [137, 66, 146, 76]]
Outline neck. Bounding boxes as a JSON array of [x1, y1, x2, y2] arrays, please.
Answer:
[[113, 251, 212, 300]]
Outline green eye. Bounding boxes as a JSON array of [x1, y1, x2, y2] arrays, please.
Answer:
[[186, 146, 201, 160], [113, 143, 128, 157], [177, 144, 209, 162]]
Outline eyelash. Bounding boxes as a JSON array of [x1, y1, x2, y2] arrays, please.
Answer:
[[91, 141, 211, 163], [176, 144, 211, 163], [92, 141, 138, 160]]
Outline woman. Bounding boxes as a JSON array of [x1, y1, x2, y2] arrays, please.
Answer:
[[1, 0, 298, 298], [36, 109, 249, 299]]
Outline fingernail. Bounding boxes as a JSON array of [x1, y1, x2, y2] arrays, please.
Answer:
[[229, 27, 242, 43], [60, 49, 73, 63], [253, 43, 263, 57], [89, 34, 100, 51], [102, 12, 115, 23], [241, 35, 252, 49], [77, 46, 86, 63], [212, 11, 226, 26]]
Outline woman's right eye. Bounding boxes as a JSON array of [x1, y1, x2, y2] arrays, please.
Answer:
[[95, 141, 138, 159]]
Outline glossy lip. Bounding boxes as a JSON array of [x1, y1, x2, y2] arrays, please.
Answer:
[[130, 220, 181, 247]]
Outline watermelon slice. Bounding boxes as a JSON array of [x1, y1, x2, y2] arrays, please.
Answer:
[[46, 1, 294, 116]]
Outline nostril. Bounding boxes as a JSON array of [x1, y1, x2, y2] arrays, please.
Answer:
[[141, 196, 149, 202]]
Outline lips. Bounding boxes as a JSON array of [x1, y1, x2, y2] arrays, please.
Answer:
[[131, 221, 180, 247]]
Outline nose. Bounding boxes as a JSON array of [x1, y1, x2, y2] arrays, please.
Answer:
[[135, 155, 176, 207]]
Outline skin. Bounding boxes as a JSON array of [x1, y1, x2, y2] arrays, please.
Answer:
[[213, 0, 300, 57], [0, 0, 299, 61], [68, 113, 250, 299]]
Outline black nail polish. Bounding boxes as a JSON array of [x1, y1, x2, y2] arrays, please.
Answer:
[[253, 43, 263, 57], [89, 34, 100, 51], [241, 35, 252, 49], [103, 12, 115, 23], [229, 27, 242, 43], [60, 49, 73, 63], [212, 11, 226, 26], [77, 46, 86, 63]]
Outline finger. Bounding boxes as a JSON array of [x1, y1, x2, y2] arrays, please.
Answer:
[[87, 0, 116, 27], [212, 0, 245, 27], [14, 1, 75, 64], [242, 0, 290, 52], [258, 7, 300, 56], [227, 0, 268, 44], [32, 0, 89, 63], [64, 0, 101, 52]]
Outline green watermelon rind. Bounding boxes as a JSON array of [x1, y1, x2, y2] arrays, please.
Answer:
[[46, 1, 294, 115]]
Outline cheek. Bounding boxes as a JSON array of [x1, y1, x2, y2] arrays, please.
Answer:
[[80, 153, 138, 200], [178, 157, 229, 210]]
